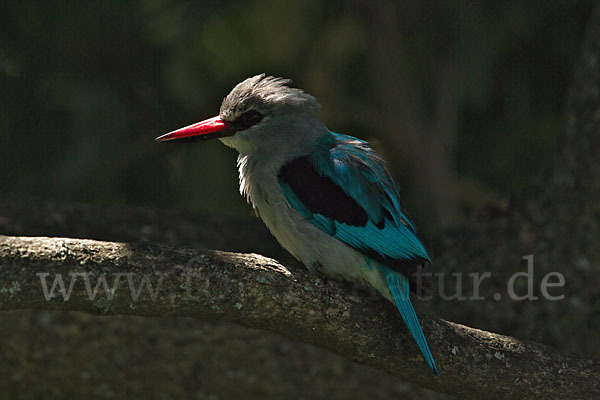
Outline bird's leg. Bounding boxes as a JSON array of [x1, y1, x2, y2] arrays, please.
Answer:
[[308, 261, 331, 284]]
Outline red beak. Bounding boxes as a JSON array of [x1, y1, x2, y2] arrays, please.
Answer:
[[156, 116, 231, 143]]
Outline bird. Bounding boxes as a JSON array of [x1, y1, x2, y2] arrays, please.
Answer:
[[156, 73, 438, 375]]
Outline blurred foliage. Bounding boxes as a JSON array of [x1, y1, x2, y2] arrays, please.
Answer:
[[0, 0, 594, 231]]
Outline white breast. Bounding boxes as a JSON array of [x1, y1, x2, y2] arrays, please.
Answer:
[[237, 154, 391, 300]]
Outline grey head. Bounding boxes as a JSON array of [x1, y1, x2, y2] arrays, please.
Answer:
[[217, 74, 326, 156], [220, 73, 320, 121]]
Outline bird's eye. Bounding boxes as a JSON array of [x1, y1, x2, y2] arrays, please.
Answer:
[[236, 110, 263, 129]]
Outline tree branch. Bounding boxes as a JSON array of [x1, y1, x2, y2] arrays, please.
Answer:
[[2, 4, 600, 399], [1, 235, 598, 399]]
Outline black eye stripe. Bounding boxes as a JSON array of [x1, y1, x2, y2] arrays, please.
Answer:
[[234, 110, 263, 130]]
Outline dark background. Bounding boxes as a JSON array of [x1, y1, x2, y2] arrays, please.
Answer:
[[1, 0, 594, 234], [1, 2, 598, 399]]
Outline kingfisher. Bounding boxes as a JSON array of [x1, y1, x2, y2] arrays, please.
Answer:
[[156, 74, 438, 375]]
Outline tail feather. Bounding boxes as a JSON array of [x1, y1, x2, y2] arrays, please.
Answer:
[[384, 269, 439, 375]]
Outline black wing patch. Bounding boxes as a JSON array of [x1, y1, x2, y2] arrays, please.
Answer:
[[278, 156, 368, 227]]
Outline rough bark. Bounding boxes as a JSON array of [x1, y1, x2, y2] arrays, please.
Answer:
[[1, 235, 598, 399]]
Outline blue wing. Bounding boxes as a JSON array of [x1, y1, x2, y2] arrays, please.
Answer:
[[278, 132, 431, 280], [279, 132, 438, 374]]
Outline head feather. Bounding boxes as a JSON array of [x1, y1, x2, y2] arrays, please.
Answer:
[[220, 73, 320, 121]]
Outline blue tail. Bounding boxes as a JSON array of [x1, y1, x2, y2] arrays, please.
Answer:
[[384, 269, 439, 375]]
